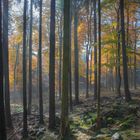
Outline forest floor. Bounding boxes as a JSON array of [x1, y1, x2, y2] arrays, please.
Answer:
[[9, 89, 140, 140]]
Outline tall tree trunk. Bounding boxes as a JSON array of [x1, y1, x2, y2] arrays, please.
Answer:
[[93, 0, 97, 100], [96, 0, 101, 129], [28, 0, 33, 115], [86, 43, 89, 98], [89, 5, 93, 90], [49, 0, 56, 129], [14, 44, 20, 94], [60, 0, 70, 138], [134, 21, 137, 90], [0, 1, 7, 139], [23, 0, 28, 137], [38, 0, 44, 124], [74, 1, 79, 104], [3, 0, 13, 128], [86, 7, 90, 98], [120, 0, 131, 102], [69, 0, 73, 111], [58, 14, 62, 100], [116, 7, 121, 96]]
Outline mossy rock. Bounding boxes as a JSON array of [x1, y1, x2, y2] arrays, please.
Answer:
[[121, 130, 140, 140], [119, 115, 136, 130], [90, 134, 111, 140], [100, 128, 111, 134]]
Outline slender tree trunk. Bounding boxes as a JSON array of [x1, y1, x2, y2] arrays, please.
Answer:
[[28, 0, 33, 115], [49, 0, 56, 129], [60, 0, 70, 138], [38, 0, 44, 124], [116, 7, 121, 96], [120, 0, 131, 102], [89, 5, 93, 89], [74, 1, 79, 104], [93, 0, 97, 100], [130, 57, 133, 88], [14, 45, 20, 94], [134, 21, 137, 90], [3, 0, 13, 128], [96, 0, 101, 129], [90, 51, 93, 87], [58, 15, 63, 100], [86, 8, 90, 98], [0, 1, 7, 139], [69, 0, 73, 111], [23, 0, 28, 137], [86, 43, 89, 98]]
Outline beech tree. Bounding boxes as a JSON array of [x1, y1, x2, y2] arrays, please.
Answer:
[[74, 0, 79, 104], [0, 1, 7, 139], [60, 0, 71, 138], [49, 0, 56, 129], [38, 0, 44, 124], [120, 0, 131, 102], [3, 0, 13, 128], [22, 0, 28, 137], [28, 0, 33, 115], [93, 0, 97, 100], [96, 0, 101, 129]]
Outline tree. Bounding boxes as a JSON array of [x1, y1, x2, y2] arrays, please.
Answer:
[[57, 0, 63, 100], [120, 0, 131, 102], [86, 4, 90, 98], [96, 0, 101, 129], [28, 0, 33, 115], [49, 0, 56, 129], [3, 0, 13, 128], [60, 0, 70, 138], [0, 1, 7, 139], [116, 2, 121, 96], [58, 14, 62, 100], [22, 0, 28, 137], [93, 0, 97, 100], [74, 0, 79, 104], [134, 20, 137, 90], [69, 0, 73, 111], [38, 0, 44, 124]]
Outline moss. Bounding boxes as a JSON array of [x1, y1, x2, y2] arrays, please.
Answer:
[[70, 112, 97, 131], [119, 115, 136, 130], [121, 130, 140, 140]]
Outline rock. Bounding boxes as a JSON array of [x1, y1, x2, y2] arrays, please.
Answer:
[[111, 132, 123, 140], [36, 129, 44, 137], [100, 128, 110, 134], [39, 127, 46, 132], [92, 134, 110, 140]]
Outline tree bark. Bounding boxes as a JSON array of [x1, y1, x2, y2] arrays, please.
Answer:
[[69, 0, 73, 111], [49, 0, 56, 129], [0, 1, 7, 139], [58, 14, 62, 100], [96, 0, 101, 130], [93, 0, 97, 100], [134, 21, 137, 90], [3, 0, 13, 128], [38, 0, 44, 124], [22, 0, 28, 137], [74, 1, 79, 104], [14, 44, 20, 94], [60, 0, 70, 138], [116, 6, 121, 96], [120, 0, 131, 102], [28, 0, 33, 115]]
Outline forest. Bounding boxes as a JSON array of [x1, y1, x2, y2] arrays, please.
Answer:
[[0, 0, 140, 140]]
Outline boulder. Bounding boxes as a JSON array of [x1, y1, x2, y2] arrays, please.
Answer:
[[111, 132, 123, 140]]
